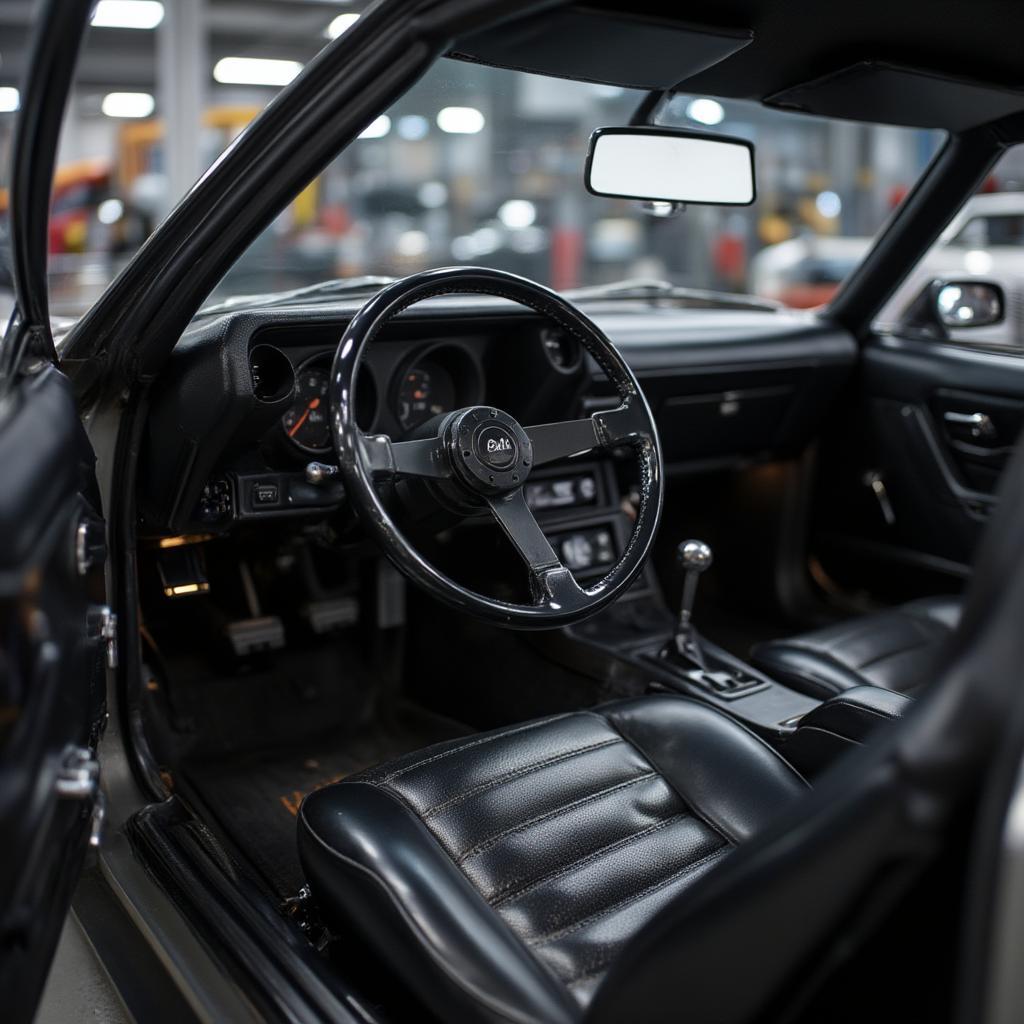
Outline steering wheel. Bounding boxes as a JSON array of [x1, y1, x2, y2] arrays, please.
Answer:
[[329, 266, 662, 628]]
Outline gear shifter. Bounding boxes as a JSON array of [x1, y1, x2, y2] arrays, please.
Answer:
[[670, 539, 712, 666], [650, 538, 766, 699]]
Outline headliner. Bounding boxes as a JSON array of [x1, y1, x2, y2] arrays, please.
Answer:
[[457, 0, 1024, 132]]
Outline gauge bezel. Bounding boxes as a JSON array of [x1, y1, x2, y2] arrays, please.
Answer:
[[281, 355, 333, 454], [391, 343, 484, 435]]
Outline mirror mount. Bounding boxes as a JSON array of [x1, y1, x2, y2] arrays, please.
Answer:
[[641, 200, 687, 219], [585, 125, 756, 207]]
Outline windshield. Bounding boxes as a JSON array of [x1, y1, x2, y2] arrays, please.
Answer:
[[211, 61, 942, 308], [1, 39, 943, 317]]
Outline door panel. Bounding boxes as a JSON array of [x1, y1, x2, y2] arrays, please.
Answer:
[[811, 335, 1024, 596], [0, 367, 107, 1022]]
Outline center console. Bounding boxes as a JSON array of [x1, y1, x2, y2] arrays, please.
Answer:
[[534, 530, 821, 744]]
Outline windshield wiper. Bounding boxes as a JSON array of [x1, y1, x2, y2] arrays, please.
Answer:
[[565, 278, 782, 313], [195, 276, 396, 319]]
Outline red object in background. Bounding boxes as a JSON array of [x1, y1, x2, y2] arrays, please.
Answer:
[[320, 204, 352, 235], [776, 282, 841, 309], [712, 233, 745, 283], [47, 163, 112, 254], [550, 227, 583, 291], [888, 184, 909, 209]]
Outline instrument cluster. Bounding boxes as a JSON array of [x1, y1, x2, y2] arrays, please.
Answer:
[[276, 342, 484, 455]]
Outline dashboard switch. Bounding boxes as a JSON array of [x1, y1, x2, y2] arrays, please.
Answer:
[[253, 481, 280, 507]]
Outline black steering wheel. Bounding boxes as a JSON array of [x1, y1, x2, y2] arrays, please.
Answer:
[[329, 266, 662, 628]]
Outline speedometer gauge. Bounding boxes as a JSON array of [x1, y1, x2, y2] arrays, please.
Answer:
[[282, 365, 331, 452]]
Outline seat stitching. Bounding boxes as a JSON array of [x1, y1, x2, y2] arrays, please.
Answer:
[[490, 812, 689, 907], [422, 737, 624, 819], [456, 771, 659, 865], [528, 846, 729, 949], [382, 713, 574, 783]]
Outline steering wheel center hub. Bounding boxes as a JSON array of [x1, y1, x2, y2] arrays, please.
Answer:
[[449, 407, 533, 495]]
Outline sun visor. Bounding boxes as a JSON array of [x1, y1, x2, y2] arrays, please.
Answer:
[[449, 8, 752, 91], [766, 61, 1024, 132]]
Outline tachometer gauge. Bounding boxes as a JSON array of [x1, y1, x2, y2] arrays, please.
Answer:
[[282, 365, 331, 452], [396, 362, 455, 432]]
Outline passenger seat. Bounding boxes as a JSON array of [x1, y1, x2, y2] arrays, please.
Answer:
[[750, 596, 961, 700]]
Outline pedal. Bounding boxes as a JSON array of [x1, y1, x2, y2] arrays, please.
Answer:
[[157, 544, 210, 598], [225, 616, 285, 657], [303, 596, 359, 634]]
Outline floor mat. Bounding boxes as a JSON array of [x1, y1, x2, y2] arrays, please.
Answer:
[[181, 704, 470, 897]]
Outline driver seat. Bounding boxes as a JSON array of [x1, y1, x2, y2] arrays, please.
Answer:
[[298, 441, 1024, 1024], [299, 698, 806, 1023]]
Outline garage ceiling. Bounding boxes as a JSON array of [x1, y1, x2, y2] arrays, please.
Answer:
[[0, 1, 356, 90]]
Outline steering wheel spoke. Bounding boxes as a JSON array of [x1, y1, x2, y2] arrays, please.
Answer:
[[524, 419, 601, 466], [360, 433, 450, 479], [487, 489, 585, 609], [524, 398, 651, 467], [593, 398, 652, 447], [487, 488, 560, 572]]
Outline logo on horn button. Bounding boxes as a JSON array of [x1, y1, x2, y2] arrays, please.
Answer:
[[477, 425, 518, 469]]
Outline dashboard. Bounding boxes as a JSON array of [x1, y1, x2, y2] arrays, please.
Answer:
[[140, 296, 858, 556]]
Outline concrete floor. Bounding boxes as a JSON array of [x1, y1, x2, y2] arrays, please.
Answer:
[[35, 914, 129, 1024]]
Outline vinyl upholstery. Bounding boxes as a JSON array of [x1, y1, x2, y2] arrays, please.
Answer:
[[751, 595, 961, 700], [298, 695, 807, 1024]]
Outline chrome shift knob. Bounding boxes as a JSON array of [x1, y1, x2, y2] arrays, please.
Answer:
[[677, 539, 712, 631], [678, 539, 713, 574]]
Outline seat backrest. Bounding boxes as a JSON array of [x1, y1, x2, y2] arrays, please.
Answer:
[[586, 435, 1024, 1024]]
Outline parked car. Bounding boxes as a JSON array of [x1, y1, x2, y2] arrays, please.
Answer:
[[4, 3, 1024, 1024], [755, 193, 1024, 348]]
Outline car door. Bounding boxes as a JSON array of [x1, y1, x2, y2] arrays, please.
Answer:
[[810, 154, 1024, 599], [0, 1, 109, 1019]]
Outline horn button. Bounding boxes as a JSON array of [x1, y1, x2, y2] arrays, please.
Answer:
[[448, 407, 533, 495]]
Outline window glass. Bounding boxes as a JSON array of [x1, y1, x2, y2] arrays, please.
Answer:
[[877, 144, 1024, 349], [0, 5, 943, 318]]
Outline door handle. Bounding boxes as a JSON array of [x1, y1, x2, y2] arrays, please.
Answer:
[[942, 410, 998, 442]]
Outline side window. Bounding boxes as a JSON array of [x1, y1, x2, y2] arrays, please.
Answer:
[[876, 144, 1024, 352]]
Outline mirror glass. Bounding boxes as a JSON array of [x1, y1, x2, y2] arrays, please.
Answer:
[[936, 281, 1004, 328], [586, 127, 756, 206]]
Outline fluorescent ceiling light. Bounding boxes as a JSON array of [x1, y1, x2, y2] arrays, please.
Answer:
[[358, 115, 391, 139], [102, 91, 155, 118], [213, 57, 302, 87], [397, 114, 429, 141], [97, 198, 125, 224], [498, 199, 537, 229], [326, 13, 360, 38], [436, 106, 485, 134], [91, 1, 164, 29], [686, 98, 725, 126], [814, 190, 842, 219], [0, 87, 19, 113]]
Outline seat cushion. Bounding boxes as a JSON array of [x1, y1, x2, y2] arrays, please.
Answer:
[[298, 695, 807, 1024], [750, 595, 962, 700]]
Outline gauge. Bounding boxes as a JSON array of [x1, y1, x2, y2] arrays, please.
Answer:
[[282, 364, 331, 452], [396, 361, 456, 432]]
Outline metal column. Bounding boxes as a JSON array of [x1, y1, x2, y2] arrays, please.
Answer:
[[157, 0, 206, 217]]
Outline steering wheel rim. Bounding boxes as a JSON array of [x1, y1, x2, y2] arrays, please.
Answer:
[[330, 266, 663, 629]]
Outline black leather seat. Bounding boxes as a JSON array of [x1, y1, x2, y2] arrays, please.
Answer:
[[298, 696, 807, 1024], [750, 595, 961, 700]]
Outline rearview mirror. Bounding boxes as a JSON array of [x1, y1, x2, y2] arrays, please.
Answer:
[[585, 126, 756, 207]]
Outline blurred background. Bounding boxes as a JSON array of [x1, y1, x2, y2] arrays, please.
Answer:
[[2, 0, 1024, 323]]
